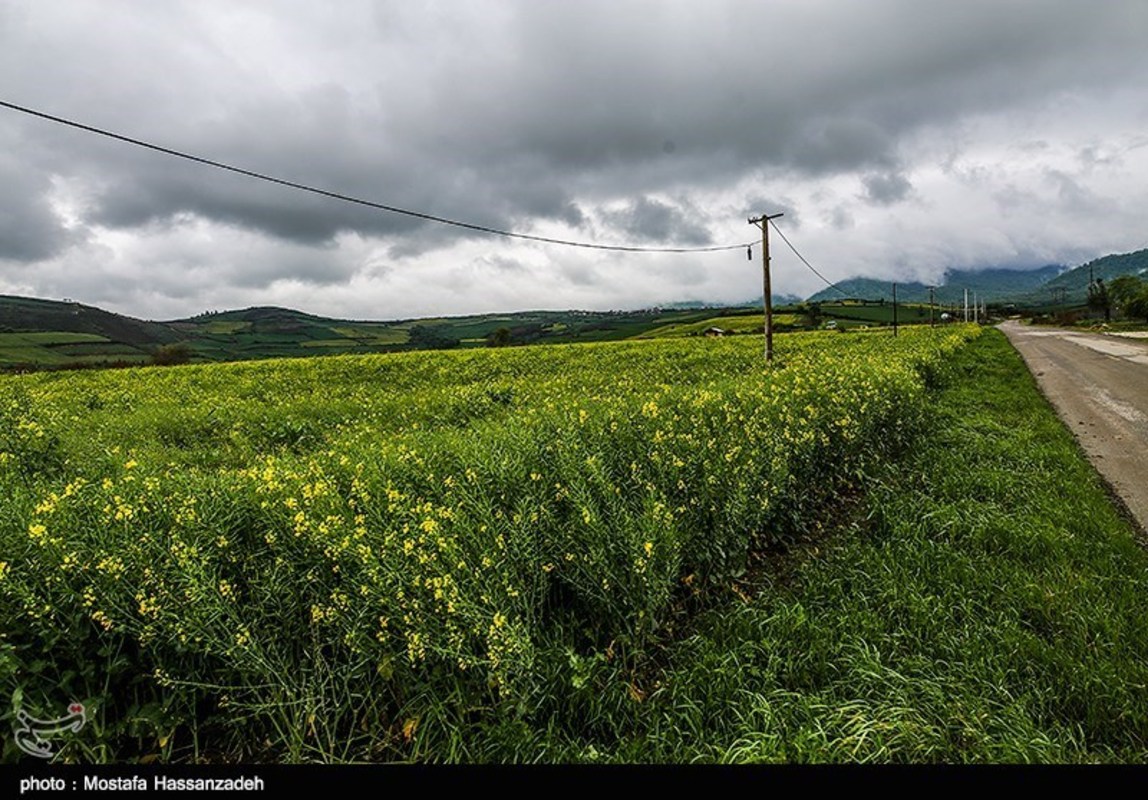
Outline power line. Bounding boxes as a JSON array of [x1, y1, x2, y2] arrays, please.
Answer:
[[767, 217, 849, 298], [0, 99, 752, 255]]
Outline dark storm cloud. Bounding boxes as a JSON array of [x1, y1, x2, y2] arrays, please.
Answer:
[[0, 0, 1146, 313], [4, 2, 1142, 249], [600, 196, 712, 246], [0, 155, 76, 261], [737, 196, 801, 228], [861, 171, 913, 206], [418, 0, 1148, 180]]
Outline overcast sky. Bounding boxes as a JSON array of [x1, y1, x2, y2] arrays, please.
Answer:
[[2, 1, 1147, 321]]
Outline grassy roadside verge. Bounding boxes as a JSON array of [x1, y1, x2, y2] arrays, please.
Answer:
[[478, 328, 1148, 762]]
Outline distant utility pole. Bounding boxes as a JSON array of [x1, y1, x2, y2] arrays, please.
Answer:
[[964, 289, 969, 323], [892, 282, 899, 337], [748, 212, 785, 361], [973, 291, 978, 324], [929, 286, 936, 327]]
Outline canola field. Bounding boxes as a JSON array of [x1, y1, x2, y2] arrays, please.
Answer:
[[0, 326, 978, 761]]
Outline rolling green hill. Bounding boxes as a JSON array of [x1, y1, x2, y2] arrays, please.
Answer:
[[0, 296, 770, 371]]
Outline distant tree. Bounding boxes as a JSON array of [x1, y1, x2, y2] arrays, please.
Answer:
[[407, 325, 459, 350], [1110, 275, 1144, 315], [1087, 278, 1112, 322], [800, 303, 823, 328], [152, 342, 193, 366], [487, 327, 512, 347], [1126, 288, 1148, 324]]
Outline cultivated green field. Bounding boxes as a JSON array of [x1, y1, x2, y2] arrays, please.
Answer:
[[5, 325, 1144, 763], [0, 333, 151, 368], [820, 302, 937, 325], [2, 326, 975, 762], [637, 313, 801, 338]]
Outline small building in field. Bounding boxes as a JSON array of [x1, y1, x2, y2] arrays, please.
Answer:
[[703, 327, 728, 338]]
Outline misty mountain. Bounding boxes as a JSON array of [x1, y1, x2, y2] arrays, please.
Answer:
[[1034, 249, 1148, 302], [743, 294, 804, 308], [806, 265, 1064, 304]]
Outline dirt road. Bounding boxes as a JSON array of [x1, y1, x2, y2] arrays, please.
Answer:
[[999, 320, 1148, 533]]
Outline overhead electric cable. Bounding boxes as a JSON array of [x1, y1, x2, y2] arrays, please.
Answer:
[[767, 217, 850, 298], [0, 99, 752, 254]]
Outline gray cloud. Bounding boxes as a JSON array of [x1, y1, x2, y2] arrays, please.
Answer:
[[0, 152, 78, 261], [600, 196, 712, 246], [737, 196, 801, 229], [0, 0, 1146, 316], [827, 206, 854, 231], [861, 171, 914, 206]]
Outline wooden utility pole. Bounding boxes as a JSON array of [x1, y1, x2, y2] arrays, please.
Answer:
[[748, 212, 784, 361], [892, 282, 898, 337], [929, 286, 935, 327]]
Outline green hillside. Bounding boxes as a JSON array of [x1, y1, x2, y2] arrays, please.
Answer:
[[0, 296, 179, 368], [0, 295, 179, 344], [1034, 249, 1148, 303], [172, 306, 752, 360]]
